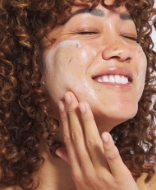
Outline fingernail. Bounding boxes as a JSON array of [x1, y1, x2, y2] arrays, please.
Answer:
[[102, 133, 109, 143], [55, 149, 61, 157], [58, 101, 65, 112], [79, 102, 86, 113], [64, 93, 72, 104]]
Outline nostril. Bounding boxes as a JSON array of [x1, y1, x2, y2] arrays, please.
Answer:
[[125, 57, 131, 63], [101, 41, 132, 61]]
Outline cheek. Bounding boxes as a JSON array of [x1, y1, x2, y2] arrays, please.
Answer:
[[135, 47, 147, 100], [43, 40, 97, 103]]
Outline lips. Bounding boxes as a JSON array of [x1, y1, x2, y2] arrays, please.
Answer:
[[95, 75, 129, 84], [92, 67, 133, 85]]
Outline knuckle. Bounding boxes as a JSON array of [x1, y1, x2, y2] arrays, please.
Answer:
[[71, 131, 81, 143], [63, 134, 71, 145], [67, 109, 73, 114], [106, 148, 119, 162], [83, 114, 94, 124], [115, 170, 131, 183], [71, 170, 81, 182], [72, 170, 96, 187], [85, 173, 95, 184], [81, 172, 96, 187], [96, 171, 110, 184], [86, 138, 96, 149], [67, 107, 75, 115], [60, 111, 67, 121]]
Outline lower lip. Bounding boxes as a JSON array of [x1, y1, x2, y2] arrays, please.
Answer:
[[95, 81, 132, 89]]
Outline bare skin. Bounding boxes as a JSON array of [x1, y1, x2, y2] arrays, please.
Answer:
[[1, 1, 155, 190], [1, 93, 156, 190], [0, 121, 156, 190], [56, 92, 139, 190], [1, 135, 156, 190]]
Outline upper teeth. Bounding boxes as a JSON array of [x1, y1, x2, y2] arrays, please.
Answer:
[[96, 75, 129, 84]]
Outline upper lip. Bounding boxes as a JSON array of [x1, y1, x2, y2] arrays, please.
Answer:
[[92, 67, 133, 82]]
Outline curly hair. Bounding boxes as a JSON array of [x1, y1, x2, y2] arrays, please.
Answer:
[[0, 0, 156, 189]]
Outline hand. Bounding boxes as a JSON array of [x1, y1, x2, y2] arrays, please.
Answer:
[[56, 91, 139, 190]]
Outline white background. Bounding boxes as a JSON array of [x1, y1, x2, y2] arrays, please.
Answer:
[[152, 26, 156, 51], [151, 1, 156, 50], [151, 28, 156, 51]]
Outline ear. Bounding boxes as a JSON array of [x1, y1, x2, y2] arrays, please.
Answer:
[[55, 147, 70, 164]]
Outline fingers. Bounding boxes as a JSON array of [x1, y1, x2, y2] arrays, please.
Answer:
[[58, 100, 80, 171], [58, 92, 94, 172], [102, 132, 128, 179], [58, 92, 109, 170], [57, 91, 137, 189], [55, 147, 69, 164], [79, 102, 108, 169]]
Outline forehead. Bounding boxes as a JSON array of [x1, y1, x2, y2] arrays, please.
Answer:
[[61, 3, 132, 25], [43, 1, 135, 48], [67, 7, 131, 21]]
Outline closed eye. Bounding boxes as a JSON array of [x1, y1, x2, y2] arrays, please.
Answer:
[[77, 31, 98, 35], [123, 35, 138, 42]]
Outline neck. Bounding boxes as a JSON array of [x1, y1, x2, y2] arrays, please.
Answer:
[[35, 141, 76, 190]]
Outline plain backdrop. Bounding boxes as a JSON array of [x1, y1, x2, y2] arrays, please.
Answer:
[[151, 1, 156, 51], [151, 28, 156, 51]]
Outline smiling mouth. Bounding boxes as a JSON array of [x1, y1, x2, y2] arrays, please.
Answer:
[[92, 67, 133, 85], [94, 74, 132, 85]]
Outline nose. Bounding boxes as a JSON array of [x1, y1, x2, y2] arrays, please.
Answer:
[[101, 37, 132, 63]]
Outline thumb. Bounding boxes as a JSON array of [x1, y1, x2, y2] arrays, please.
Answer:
[[55, 147, 70, 164]]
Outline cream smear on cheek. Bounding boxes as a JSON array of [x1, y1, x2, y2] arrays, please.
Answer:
[[44, 39, 98, 105], [134, 46, 147, 101]]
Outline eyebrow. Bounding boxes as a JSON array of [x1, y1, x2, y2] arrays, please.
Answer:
[[63, 8, 104, 24], [74, 8, 105, 17], [120, 13, 132, 20], [63, 8, 132, 24]]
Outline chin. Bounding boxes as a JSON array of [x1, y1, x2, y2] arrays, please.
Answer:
[[114, 106, 138, 124], [93, 103, 138, 133]]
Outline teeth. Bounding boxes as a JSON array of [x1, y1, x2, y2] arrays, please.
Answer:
[[102, 76, 109, 82], [96, 75, 129, 84], [109, 75, 115, 83], [121, 76, 128, 84]]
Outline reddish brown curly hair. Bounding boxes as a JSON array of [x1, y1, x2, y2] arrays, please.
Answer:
[[0, 0, 156, 189]]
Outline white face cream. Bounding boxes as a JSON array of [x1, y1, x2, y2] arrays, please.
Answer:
[[42, 4, 147, 130], [44, 39, 98, 103]]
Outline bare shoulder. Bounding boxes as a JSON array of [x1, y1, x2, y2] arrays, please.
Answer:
[[137, 170, 156, 190]]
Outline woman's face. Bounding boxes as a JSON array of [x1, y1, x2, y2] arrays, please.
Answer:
[[42, 2, 147, 131]]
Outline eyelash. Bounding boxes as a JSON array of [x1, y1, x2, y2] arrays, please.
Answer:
[[122, 35, 137, 42], [76, 31, 137, 42], [77, 31, 98, 35]]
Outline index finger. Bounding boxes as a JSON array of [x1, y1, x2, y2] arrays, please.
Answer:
[[79, 102, 108, 169], [102, 132, 130, 179]]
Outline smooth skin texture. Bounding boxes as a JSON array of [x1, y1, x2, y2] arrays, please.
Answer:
[[56, 91, 139, 190], [42, 3, 147, 134], [56, 92, 156, 190], [2, 2, 154, 190], [41, 2, 155, 190]]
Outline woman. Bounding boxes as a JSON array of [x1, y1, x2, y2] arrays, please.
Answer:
[[0, 0, 156, 189]]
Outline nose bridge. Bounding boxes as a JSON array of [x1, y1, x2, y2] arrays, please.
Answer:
[[101, 29, 132, 62]]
